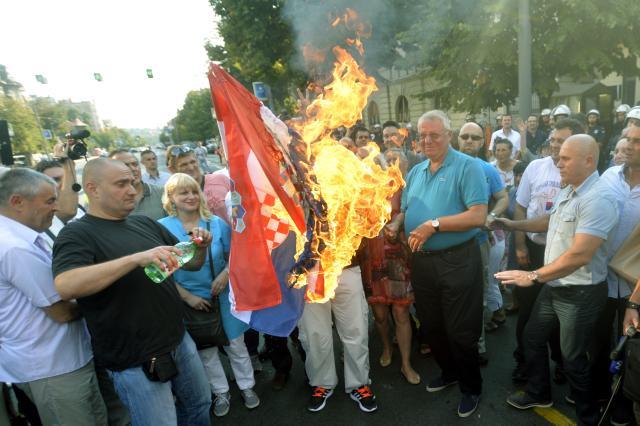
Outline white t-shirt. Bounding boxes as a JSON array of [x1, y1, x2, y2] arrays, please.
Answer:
[[515, 156, 561, 245], [490, 128, 521, 158], [0, 214, 92, 383]]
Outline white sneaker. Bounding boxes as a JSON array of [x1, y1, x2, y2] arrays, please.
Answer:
[[212, 392, 230, 417], [241, 388, 260, 409]]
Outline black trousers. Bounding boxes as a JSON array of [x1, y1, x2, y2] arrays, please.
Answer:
[[513, 238, 562, 365], [411, 240, 483, 395]]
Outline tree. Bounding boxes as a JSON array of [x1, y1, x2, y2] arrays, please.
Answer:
[[0, 96, 46, 154], [90, 127, 133, 151], [395, 0, 640, 113], [171, 89, 219, 142], [30, 97, 93, 137], [206, 0, 306, 107]]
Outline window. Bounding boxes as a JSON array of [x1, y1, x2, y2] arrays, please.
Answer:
[[395, 95, 410, 123], [367, 101, 380, 127]]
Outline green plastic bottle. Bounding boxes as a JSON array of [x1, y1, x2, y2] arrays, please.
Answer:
[[144, 240, 199, 283]]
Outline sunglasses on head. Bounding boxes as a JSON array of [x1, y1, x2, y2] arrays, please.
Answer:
[[459, 134, 483, 141], [170, 146, 192, 156]]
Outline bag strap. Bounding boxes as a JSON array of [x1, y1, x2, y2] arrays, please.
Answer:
[[205, 220, 216, 281]]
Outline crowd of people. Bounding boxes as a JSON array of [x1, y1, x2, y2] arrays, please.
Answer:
[[0, 102, 639, 425]]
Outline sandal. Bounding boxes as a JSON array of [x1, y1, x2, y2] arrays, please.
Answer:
[[484, 320, 499, 332], [379, 353, 392, 367], [401, 367, 421, 385]]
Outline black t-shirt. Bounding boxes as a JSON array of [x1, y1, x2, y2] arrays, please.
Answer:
[[52, 214, 184, 371]]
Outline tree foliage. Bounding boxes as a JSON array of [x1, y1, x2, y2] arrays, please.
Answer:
[[0, 96, 46, 154], [172, 89, 218, 142], [396, 0, 640, 112], [90, 127, 134, 151], [30, 97, 93, 137]]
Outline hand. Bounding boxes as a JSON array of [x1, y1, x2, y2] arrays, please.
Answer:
[[189, 227, 212, 247], [488, 217, 513, 231], [134, 246, 183, 272], [515, 244, 530, 268], [517, 119, 527, 134], [211, 269, 230, 296], [494, 270, 534, 287], [408, 222, 435, 252], [185, 293, 212, 312], [623, 308, 640, 332]]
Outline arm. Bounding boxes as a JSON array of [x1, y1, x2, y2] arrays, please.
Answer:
[[181, 226, 213, 271], [513, 202, 530, 267], [56, 159, 79, 223], [624, 278, 640, 331], [174, 282, 212, 311], [489, 188, 509, 217], [42, 300, 81, 323], [498, 214, 550, 233]]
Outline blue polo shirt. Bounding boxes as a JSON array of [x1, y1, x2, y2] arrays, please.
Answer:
[[476, 159, 505, 244], [401, 147, 488, 250]]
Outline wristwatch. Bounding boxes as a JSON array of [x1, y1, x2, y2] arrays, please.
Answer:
[[527, 270, 541, 284], [627, 300, 640, 310], [431, 218, 440, 232]]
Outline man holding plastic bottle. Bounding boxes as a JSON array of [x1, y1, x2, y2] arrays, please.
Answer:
[[52, 158, 213, 425]]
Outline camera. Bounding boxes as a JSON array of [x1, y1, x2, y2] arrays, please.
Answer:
[[64, 129, 90, 160]]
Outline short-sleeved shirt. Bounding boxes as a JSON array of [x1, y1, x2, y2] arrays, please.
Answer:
[[52, 214, 184, 371], [516, 156, 561, 245], [158, 215, 249, 341], [490, 128, 521, 158], [142, 170, 171, 187], [132, 183, 166, 221], [544, 172, 619, 287], [0, 215, 92, 383], [600, 165, 640, 298], [401, 147, 488, 251]]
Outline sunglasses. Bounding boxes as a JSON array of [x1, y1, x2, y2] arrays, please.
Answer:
[[459, 134, 483, 141], [170, 146, 193, 157]]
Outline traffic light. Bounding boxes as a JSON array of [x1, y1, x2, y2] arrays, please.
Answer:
[[35, 74, 48, 84], [146, 68, 154, 79], [94, 73, 103, 82]]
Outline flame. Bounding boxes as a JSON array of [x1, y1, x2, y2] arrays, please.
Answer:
[[290, 29, 403, 303], [398, 128, 409, 138]]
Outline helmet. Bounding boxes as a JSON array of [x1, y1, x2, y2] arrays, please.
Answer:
[[616, 104, 631, 114], [587, 109, 600, 117], [540, 108, 551, 116], [553, 104, 571, 117], [626, 106, 640, 123]]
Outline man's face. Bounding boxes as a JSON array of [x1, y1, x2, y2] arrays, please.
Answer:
[[141, 153, 158, 171], [355, 131, 370, 148], [89, 164, 138, 217], [541, 115, 550, 125], [613, 138, 629, 166], [501, 115, 512, 129], [42, 166, 64, 190], [19, 182, 58, 232], [587, 114, 598, 126], [457, 126, 483, 157], [626, 126, 640, 168], [527, 116, 538, 132], [112, 152, 141, 184], [617, 112, 626, 123], [557, 140, 589, 186], [628, 118, 640, 128], [382, 126, 404, 149], [549, 127, 573, 163], [174, 153, 202, 183], [418, 119, 451, 160]]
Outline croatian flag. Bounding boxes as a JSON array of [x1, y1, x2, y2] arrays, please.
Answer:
[[208, 64, 307, 337]]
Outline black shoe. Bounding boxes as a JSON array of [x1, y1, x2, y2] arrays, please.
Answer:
[[553, 366, 567, 385], [272, 371, 288, 391], [478, 354, 489, 367], [512, 364, 527, 384], [458, 394, 480, 418], [308, 386, 333, 412], [349, 385, 378, 413], [506, 391, 553, 409], [426, 376, 458, 392]]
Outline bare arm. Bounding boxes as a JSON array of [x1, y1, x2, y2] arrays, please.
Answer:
[[438, 204, 487, 232], [490, 189, 509, 217], [505, 214, 550, 233], [513, 203, 529, 267], [42, 300, 81, 323], [536, 234, 605, 283], [56, 159, 79, 223]]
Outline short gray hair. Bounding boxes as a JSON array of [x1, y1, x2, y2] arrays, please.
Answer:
[[0, 168, 56, 207], [417, 110, 452, 131]]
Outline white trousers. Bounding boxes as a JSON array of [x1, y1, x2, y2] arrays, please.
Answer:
[[298, 266, 370, 392], [198, 335, 254, 394], [487, 235, 505, 312]]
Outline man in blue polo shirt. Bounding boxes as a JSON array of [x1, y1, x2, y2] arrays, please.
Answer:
[[386, 110, 488, 418]]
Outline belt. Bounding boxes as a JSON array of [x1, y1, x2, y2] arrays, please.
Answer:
[[414, 238, 476, 257]]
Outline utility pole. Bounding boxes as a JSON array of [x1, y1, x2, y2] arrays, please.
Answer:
[[518, 0, 532, 120]]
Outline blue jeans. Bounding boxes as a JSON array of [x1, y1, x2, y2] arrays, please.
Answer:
[[108, 333, 211, 426], [524, 283, 607, 426]]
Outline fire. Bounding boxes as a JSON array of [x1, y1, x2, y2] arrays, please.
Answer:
[[398, 127, 409, 138], [290, 20, 403, 303]]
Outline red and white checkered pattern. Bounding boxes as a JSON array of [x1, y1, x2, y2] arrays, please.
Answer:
[[256, 189, 290, 251]]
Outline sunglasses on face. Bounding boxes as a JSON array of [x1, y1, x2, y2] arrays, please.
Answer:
[[170, 146, 192, 156], [459, 134, 483, 141]]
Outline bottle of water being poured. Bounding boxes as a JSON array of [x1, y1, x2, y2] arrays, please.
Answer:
[[144, 238, 201, 283]]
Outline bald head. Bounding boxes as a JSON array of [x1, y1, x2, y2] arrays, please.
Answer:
[[460, 122, 483, 134], [563, 134, 599, 166], [458, 122, 484, 157], [557, 134, 599, 186], [82, 158, 130, 187]]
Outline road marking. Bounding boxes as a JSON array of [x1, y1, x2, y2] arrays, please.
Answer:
[[534, 407, 577, 425]]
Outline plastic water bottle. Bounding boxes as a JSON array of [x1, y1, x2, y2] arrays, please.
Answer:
[[144, 239, 200, 283]]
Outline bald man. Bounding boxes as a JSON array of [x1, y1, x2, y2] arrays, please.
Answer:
[[493, 135, 618, 424], [52, 158, 214, 425]]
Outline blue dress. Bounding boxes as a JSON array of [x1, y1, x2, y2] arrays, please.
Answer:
[[158, 215, 249, 341]]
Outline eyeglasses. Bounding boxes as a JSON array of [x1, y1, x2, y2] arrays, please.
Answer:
[[170, 146, 192, 157], [459, 134, 483, 141]]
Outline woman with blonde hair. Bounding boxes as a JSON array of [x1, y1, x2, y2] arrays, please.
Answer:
[[158, 173, 259, 417]]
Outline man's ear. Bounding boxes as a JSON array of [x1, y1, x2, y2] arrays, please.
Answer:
[[8, 194, 25, 211], [84, 182, 98, 198]]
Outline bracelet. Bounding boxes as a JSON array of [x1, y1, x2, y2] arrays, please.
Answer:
[[627, 300, 640, 310]]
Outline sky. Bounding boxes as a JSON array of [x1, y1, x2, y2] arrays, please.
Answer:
[[1, 0, 220, 129]]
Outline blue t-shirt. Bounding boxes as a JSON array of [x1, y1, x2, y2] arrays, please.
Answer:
[[475, 158, 505, 243], [158, 215, 248, 340], [401, 147, 488, 250]]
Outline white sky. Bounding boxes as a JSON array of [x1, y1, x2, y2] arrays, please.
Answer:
[[1, 0, 220, 129]]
